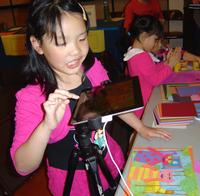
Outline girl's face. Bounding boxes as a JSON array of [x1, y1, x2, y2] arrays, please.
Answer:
[[31, 12, 89, 78], [140, 33, 160, 52], [152, 39, 162, 53]]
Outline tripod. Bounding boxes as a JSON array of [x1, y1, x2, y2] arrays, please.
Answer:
[[63, 119, 117, 196]]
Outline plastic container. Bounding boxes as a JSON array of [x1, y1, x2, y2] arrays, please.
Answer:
[[1, 33, 27, 56], [88, 30, 105, 53]]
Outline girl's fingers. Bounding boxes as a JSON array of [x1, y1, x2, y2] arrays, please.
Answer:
[[54, 89, 79, 99], [145, 128, 172, 141], [48, 90, 79, 101], [48, 93, 68, 101], [154, 129, 172, 140], [141, 126, 172, 141], [44, 99, 70, 111]]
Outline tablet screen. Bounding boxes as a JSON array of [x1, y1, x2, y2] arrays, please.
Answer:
[[70, 76, 144, 125]]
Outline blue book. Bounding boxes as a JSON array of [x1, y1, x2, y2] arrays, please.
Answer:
[[177, 86, 200, 96]]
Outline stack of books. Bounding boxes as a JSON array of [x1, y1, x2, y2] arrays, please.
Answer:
[[153, 102, 197, 129], [160, 83, 200, 120]]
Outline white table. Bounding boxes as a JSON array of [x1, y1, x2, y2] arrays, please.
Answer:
[[115, 87, 200, 195]]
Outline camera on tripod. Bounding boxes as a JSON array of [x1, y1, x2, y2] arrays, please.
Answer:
[[64, 76, 143, 196], [71, 76, 144, 126]]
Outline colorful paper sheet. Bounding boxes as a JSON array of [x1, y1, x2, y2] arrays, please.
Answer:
[[126, 146, 199, 196]]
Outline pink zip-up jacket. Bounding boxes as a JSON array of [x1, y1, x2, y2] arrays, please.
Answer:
[[124, 48, 173, 118], [10, 58, 125, 196]]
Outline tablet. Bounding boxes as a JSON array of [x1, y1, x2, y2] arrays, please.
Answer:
[[70, 76, 144, 125]]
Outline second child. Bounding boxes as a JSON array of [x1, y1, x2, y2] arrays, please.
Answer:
[[124, 15, 181, 118]]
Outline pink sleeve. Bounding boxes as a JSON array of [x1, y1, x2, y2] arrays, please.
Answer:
[[86, 58, 109, 86], [129, 52, 172, 85], [10, 86, 45, 175]]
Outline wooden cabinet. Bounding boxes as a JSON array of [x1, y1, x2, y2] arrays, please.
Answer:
[[160, 0, 184, 47], [0, 0, 30, 30], [81, 0, 127, 19], [168, 0, 184, 47]]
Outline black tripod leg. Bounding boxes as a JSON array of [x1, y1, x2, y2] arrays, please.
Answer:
[[94, 146, 117, 191], [63, 148, 79, 196], [86, 156, 104, 196]]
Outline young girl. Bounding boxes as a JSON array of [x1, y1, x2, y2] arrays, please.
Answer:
[[124, 15, 181, 118], [10, 2, 171, 196]]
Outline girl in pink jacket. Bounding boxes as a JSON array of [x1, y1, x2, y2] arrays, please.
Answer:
[[10, 3, 172, 196], [124, 15, 181, 118]]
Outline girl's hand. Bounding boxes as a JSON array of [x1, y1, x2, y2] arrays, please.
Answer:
[[138, 125, 172, 141], [118, 113, 172, 141], [43, 89, 79, 131], [166, 47, 181, 67]]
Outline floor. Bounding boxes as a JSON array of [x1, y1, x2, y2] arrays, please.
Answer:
[[0, 84, 52, 195], [14, 165, 51, 196], [0, 55, 133, 196]]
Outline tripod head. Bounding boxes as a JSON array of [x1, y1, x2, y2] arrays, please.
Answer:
[[74, 117, 104, 159]]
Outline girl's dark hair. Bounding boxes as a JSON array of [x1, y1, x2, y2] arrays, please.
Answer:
[[126, 15, 164, 47], [24, 0, 94, 96]]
